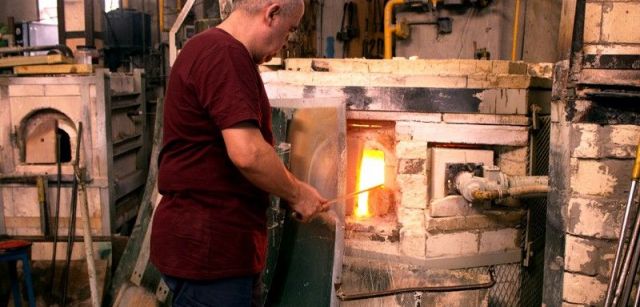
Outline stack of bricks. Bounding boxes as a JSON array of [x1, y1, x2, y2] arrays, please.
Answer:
[[546, 0, 640, 305], [552, 123, 640, 306], [394, 129, 527, 261], [264, 58, 552, 116]]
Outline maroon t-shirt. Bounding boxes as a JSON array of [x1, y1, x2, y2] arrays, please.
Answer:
[[150, 28, 273, 280]]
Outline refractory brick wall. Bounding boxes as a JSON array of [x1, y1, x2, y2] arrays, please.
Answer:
[[265, 58, 552, 306], [544, 0, 640, 305]]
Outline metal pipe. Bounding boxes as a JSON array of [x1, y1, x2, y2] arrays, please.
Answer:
[[60, 123, 82, 307], [291, 184, 383, 220], [634, 141, 640, 181], [57, 0, 66, 44], [84, 0, 94, 46], [169, 0, 197, 66], [457, 171, 549, 202], [159, 0, 165, 32], [618, 212, 640, 307], [336, 266, 496, 301], [605, 184, 639, 306], [508, 176, 548, 187], [0, 44, 74, 57], [605, 142, 640, 306], [470, 185, 549, 201], [511, 0, 521, 61], [384, 0, 406, 59], [507, 185, 549, 197]]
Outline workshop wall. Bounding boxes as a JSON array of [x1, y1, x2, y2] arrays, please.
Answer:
[[521, 0, 562, 62], [395, 3, 509, 60], [0, 0, 38, 23], [319, 0, 562, 62]]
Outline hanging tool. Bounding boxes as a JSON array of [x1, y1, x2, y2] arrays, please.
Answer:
[[613, 140, 640, 307], [336, 1, 359, 57], [48, 133, 62, 303], [364, 38, 385, 59], [291, 184, 384, 220], [60, 122, 82, 307], [633, 144, 640, 305], [362, 0, 373, 58], [605, 138, 640, 306], [374, 0, 385, 33], [325, 184, 384, 206]]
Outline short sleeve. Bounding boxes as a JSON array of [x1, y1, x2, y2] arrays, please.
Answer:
[[191, 44, 262, 129]]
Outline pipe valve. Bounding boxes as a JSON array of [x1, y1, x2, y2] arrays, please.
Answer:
[[454, 165, 549, 202]]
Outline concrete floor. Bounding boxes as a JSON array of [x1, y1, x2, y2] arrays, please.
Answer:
[[1, 260, 108, 307]]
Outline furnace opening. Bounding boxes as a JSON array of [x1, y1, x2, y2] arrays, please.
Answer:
[[57, 128, 72, 163], [346, 120, 396, 222], [354, 148, 385, 219], [20, 108, 76, 164]]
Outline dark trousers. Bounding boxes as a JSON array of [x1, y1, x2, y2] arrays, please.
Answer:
[[163, 274, 258, 307]]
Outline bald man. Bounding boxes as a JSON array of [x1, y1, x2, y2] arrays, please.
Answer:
[[150, 1, 327, 306]]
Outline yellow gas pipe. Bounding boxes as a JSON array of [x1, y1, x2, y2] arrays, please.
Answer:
[[384, 0, 409, 59], [159, 0, 165, 31], [633, 139, 640, 181], [511, 0, 521, 61]]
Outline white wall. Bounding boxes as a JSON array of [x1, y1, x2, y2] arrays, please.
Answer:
[[317, 0, 562, 62]]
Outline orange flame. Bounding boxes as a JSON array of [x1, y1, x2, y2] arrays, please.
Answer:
[[355, 149, 385, 219]]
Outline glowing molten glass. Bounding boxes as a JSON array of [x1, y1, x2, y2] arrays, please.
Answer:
[[355, 149, 385, 219]]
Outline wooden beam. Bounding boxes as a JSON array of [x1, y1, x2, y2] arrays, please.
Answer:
[[0, 54, 73, 68], [557, 0, 577, 61], [14, 64, 93, 75]]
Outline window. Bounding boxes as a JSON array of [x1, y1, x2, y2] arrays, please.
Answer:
[[105, 0, 119, 12], [38, 0, 58, 24]]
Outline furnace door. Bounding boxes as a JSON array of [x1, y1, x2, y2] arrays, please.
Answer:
[[266, 98, 346, 307]]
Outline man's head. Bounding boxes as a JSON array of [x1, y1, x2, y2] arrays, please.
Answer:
[[226, 0, 305, 64], [232, 0, 302, 17]]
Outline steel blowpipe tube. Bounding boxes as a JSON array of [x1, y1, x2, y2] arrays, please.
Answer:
[[626, 142, 640, 307], [619, 199, 640, 307], [605, 180, 639, 306], [609, 140, 640, 306]]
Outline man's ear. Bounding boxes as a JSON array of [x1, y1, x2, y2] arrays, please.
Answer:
[[266, 4, 281, 25]]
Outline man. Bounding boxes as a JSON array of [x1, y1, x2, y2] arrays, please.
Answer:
[[149, 1, 328, 306]]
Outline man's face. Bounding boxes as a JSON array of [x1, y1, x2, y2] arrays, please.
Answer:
[[256, 2, 304, 64]]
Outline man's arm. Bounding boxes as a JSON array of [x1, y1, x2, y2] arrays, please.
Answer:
[[222, 122, 328, 222]]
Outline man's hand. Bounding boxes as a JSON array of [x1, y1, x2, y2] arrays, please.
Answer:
[[290, 181, 329, 223]]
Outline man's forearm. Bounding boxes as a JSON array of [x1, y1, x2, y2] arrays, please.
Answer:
[[222, 125, 300, 203], [235, 140, 301, 203]]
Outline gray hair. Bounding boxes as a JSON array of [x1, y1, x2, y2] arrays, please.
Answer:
[[232, 0, 303, 16]]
